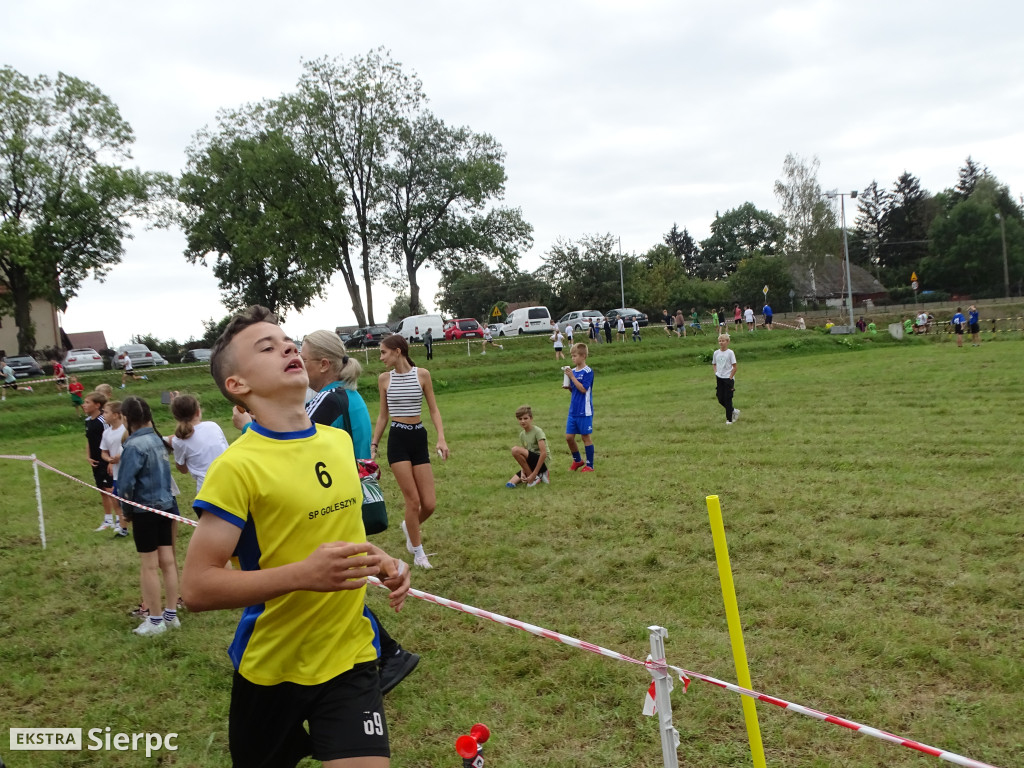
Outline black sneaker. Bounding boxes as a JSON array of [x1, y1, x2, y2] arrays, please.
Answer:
[[379, 648, 420, 695]]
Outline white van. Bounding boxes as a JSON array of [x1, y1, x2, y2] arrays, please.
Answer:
[[500, 306, 554, 336], [394, 314, 445, 343]]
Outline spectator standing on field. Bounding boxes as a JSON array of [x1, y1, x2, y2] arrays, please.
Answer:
[[733, 304, 743, 329], [83, 391, 119, 531], [551, 328, 565, 360], [603, 317, 612, 344], [68, 375, 85, 415], [616, 316, 626, 342], [562, 343, 596, 472], [631, 317, 641, 342], [423, 326, 433, 361], [968, 305, 981, 346], [712, 333, 740, 425], [52, 359, 67, 393], [951, 307, 966, 348], [744, 305, 755, 332], [100, 400, 130, 537], [762, 302, 773, 330]]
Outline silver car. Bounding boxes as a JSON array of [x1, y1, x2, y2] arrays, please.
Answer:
[[63, 348, 105, 373], [114, 343, 157, 369]]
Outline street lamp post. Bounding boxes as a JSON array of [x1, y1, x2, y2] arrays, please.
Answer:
[[824, 189, 857, 330], [617, 236, 625, 308], [995, 212, 1010, 299]]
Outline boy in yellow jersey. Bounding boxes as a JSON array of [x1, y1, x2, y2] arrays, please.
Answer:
[[182, 305, 410, 768]]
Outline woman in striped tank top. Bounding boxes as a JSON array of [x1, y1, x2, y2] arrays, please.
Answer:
[[371, 335, 449, 569]]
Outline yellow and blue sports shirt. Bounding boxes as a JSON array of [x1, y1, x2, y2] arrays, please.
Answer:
[[195, 421, 378, 686]]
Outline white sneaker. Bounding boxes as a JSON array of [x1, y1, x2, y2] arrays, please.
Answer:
[[725, 420, 733, 425], [481, 350, 486, 355], [527, 475, 542, 487], [400, 520, 414, 554], [133, 619, 167, 637], [94, 522, 113, 532], [163, 615, 181, 629], [732, 409, 740, 422], [414, 552, 433, 569], [541, 469, 549, 484]]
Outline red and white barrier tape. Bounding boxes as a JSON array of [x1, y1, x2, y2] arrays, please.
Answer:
[[367, 578, 1002, 768], [3, 454, 197, 526]]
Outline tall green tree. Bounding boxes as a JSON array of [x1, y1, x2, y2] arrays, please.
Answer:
[[663, 223, 701, 277], [0, 67, 164, 352], [727, 255, 794, 310], [538, 234, 628, 315], [378, 111, 532, 313], [773, 153, 838, 271], [436, 259, 543, 322], [877, 171, 935, 286], [698, 203, 785, 279], [849, 180, 887, 277], [924, 175, 1023, 296], [292, 50, 425, 326], [179, 129, 340, 317]]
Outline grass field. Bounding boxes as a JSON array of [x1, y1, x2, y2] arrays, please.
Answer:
[[1, 327, 1021, 767]]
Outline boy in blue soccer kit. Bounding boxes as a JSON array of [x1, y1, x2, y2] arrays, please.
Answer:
[[181, 305, 410, 768], [563, 343, 596, 472]]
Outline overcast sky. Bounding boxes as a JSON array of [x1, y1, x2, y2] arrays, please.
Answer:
[[6, 0, 1023, 346]]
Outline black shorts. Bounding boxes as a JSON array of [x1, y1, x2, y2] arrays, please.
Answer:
[[969, 322, 979, 334], [130, 504, 177, 553], [517, 450, 548, 478], [387, 421, 430, 466], [955, 325, 964, 335], [92, 463, 112, 490], [229, 661, 388, 767]]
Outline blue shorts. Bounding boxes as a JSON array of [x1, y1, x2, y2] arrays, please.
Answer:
[[565, 414, 593, 436]]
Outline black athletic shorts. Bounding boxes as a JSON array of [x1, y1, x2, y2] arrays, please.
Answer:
[[969, 322, 979, 334], [91, 463, 112, 490], [229, 661, 388, 767], [130, 502, 177, 554], [517, 450, 547, 479], [387, 421, 430, 466]]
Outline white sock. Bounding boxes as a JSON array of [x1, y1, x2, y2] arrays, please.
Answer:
[[104, 515, 114, 524], [413, 544, 425, 559]]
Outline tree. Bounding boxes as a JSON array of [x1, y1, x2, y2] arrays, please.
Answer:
[[386, 293, 425, 322], [0, 67, 164, 352], [292, 50, 425, 326], [538, 234, 628, 315], [727, 255, 794, 310], [436, 259, 543, 322], [378, 111, 532, 313], [773, 153, 838, 273], [849, 180, 888, 276], [950, 156, 988, 205], [924, 176, 1023, 296], [698, 203, 786, 279], [663, 223, 701, 277], [632, 243, 690, 310], [179, 129, 342, 317], [878, 171, 935, 285]]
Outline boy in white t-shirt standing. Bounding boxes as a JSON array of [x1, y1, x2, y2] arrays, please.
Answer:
[[712, 333, 740, 425]]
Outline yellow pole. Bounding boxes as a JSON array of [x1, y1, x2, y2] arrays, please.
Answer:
[[706, 494, 767, 768]]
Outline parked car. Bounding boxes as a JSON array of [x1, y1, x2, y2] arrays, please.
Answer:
[[337, 332, 353, 346], [348, 325, 393, 348], [605, 307, 649, 327], [500, 306, 555, 336], [444, 318, 484, 340], [556, 310, 606, 331], [4, 355, 45, 378], [182, 348, 212, 363], [63, 348, 105, 373], [150, 351, 169, 366], [394, 313, 445, 343], [487, 323, 502, 336], [113, 343, 156, 369]]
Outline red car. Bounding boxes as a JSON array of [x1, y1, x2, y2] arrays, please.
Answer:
[[444, 318, 484, 340]]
